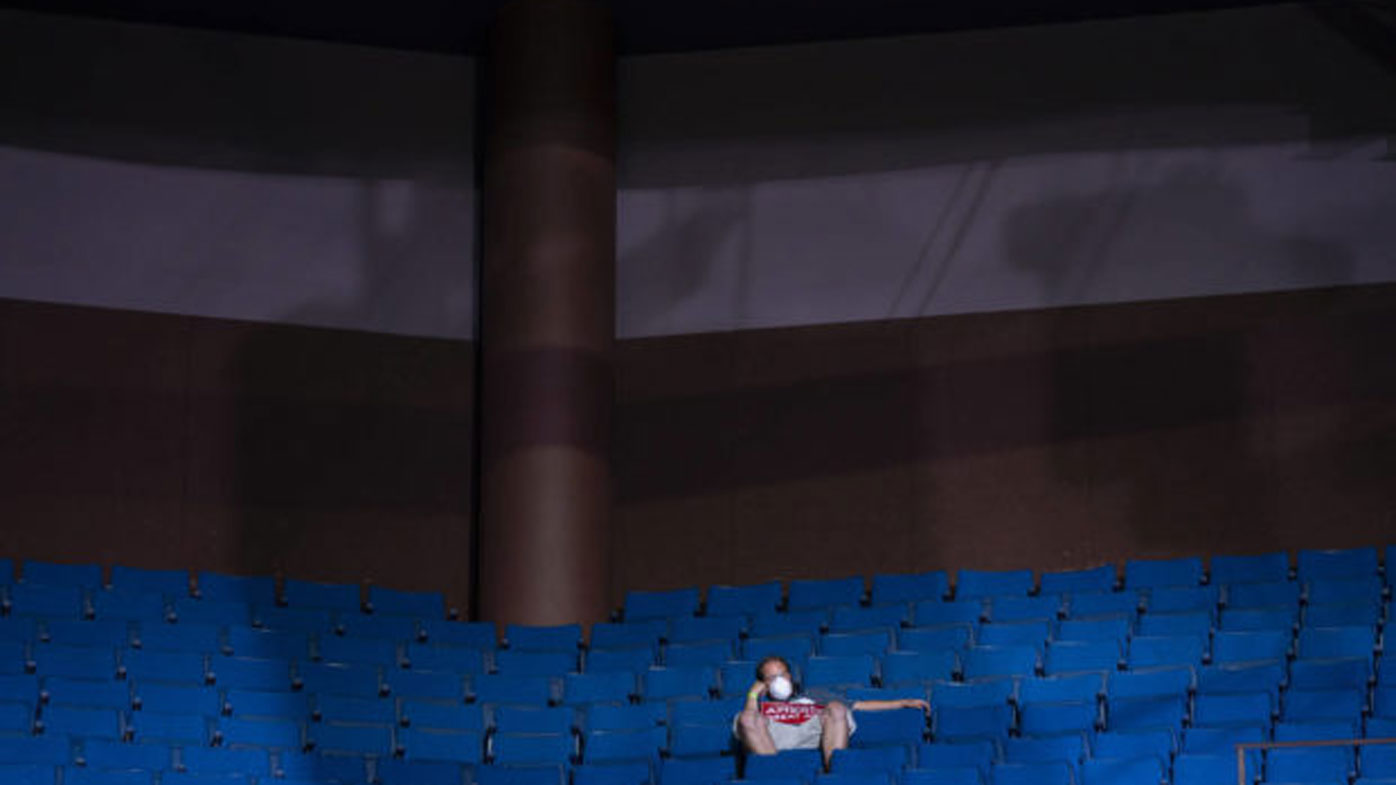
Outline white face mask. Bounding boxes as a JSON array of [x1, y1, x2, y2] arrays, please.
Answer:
[[768, 674, 794, 701]]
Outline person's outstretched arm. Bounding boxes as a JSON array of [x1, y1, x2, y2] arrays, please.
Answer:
[[849, 697, 930, 713]]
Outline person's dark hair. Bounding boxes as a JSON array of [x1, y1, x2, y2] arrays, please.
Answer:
[[754, 655, 792, 681]]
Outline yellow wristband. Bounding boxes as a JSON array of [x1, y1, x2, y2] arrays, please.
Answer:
[[747, 689, 761, 700]]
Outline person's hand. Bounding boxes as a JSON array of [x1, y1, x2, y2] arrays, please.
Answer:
[[746, 680, 767, 701], [901, 698, 930, 713]]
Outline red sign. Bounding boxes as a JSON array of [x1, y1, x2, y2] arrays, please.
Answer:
[[761, 701, 824, 726]]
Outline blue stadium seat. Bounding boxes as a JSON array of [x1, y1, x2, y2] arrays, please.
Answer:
[[582, 702, 665, 733], [1105, 667, 1193, 701], [252, 606, 337, 634], [222, 688, 310, 719], [976, 622, 1049, 650], [1211, 629, 1291, 665], [1039, 566, 1116, 596], [882, 651, 958, 686], [788, 577, 865, 610], [1367, 716, 1396, 737], [1180, 724, 1266, 755], [870, 572, 950, 605], [366, 586, 445, 619], [749, 611, 829, 639], [1017, 701, 1099, 736], [1224, 580, 1301, 609], [308, 723, 394, 756], [665, 640, 735, 668], [1002, 733, 1086, 768], [170, 599, 251, 627], [832, 745, 910, 774], [1091, 728, 1174, 761], [562, 671, 636, 706], [704, 581, 783, 617], [418, 620, 497, 649], [161, 773, 253, 785], [0, 673, 40, 703], [821, 630, 894, 658], [1066, 592, 1141, 619], [1143, 586, 1218, 615], [985, 596, 1062, 624], [21, 560, 102, 589], [898, 625, 973, 652], [641, 666, 715, 702], [403, 643, 486, 674], [959, 646, 1037, 681], [586, 647, 655, 674], [1018, 673, 1105, 704], [43, 676, 130, 710], [624, 588, 700, 622], [0, 639, 30, 675], [744, 749, 823, 781], [1136, 611, 1212, 638], [210, 657, 295, 692], [930, 680, 1015, 709], [1056, 616, 1132, 644], [1373, 687, 1396, 719], [0, 734, 73, 765], [933, 704, 1012, 742], [1126, 635, 1206, 669], [718, 660, 760, 698], [1283, 688, 1366, 722], [181, 746, 273, 777], [1361, 745, 1396, 779], [377, 759, 471, 785], [1209, 551, 1290, 585], [0, 617, 39, 644], [0, 700, 35, 734], [494, 650, 578, 677], [1309, 577, 1385, 606], [668, 615, 744, 644], [90, 590, 168, 623], [818, 773, 897, 785], [589, 621, 665, 651], [1297, 625, 1377, 662], [8, 585, 86, 619], [912, 600, 984, 627], [667, 722, 731, 758], [669, 698, 742, 728], [133, 682, 220, 716], [315, 693, 397, 725], [1042, 640, 1121, 675], [127, 710, 211, 745], [32, 645, 118, 679], [1104, 696, 1186, 732], [573, 761, 653, 785], [225, 627, 309, 660], [1195, 662, 1285, 700], [79, 737, 170, 769], [1305, 601, 1383, 628], [490, 731, 574, 766], [1267, 746, 1354, 783], [988, 761, 1072, 785], [66, 768, 154, 785], [742, 634, 816, 665], [1217, 607, 1296, 632], [195, 572, 276, 605], [657, 755, 734, 785], [1079, 756, 1164, 785], [850, 707, 926, 746], [915, 740, 996, 776], [472, 674, 555, 706], [123, 650, 207, 685], [495, 706, 575, 736], [1297, 548, 1379, 581], [297, 662, 383, 697], [1125, 557, 1203, 589], [900, 768, 983, 785], [1273, 719, 1360, 742], [283, 579, 362, 612], [830, 604, 910, 633], [1171, 754, 1234, 785], [276, 753, 372, 784], [1191, 691, 1272, 727], [317, 636, 400, 667], [506, 625, 582, 653], [804, 655, 876, 690], [399, 699, 484, 732], [134, 622, 220, 654], [954, 570, 1033, 600]]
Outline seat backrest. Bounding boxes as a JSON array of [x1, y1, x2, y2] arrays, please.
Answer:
[[787, 576, 865, 610], [1038, 566, 1116, 596], [704, 581, 783, 617], [1209, 551, 1289, 585], [623, 587, 699, 622], [870, 572, 950, 605], [954, 570, 1033, 600], [1125, 557, 1203, 590]]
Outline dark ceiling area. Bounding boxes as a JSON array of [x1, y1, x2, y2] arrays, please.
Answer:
[[0, 0, 1287, 54]]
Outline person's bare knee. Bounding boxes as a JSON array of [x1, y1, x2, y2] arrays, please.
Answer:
[[738, 710, 777, 755], [820, 701, 851, 769]]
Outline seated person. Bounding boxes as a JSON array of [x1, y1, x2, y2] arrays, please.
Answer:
[[733, 655, 929, 769]]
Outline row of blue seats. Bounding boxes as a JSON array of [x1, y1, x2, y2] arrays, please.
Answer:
[[621, 548, 1396, 621], [0, 563, 444, 618]]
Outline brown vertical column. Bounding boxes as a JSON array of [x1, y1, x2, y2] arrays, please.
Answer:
[[477, 0, 616, 627]]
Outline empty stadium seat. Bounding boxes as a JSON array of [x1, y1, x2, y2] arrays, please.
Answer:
[[1104, 695, 1187, 732], [181, 746, 273, 777], [90, 590, 168, 623], [658, 755, 734, 785], [418, 620, 497, 649], [624, 587, 700, 621], [490, 731, 575, 765], [472, 674, 555, 706], [822, 630, 894, 658], [296, 662, 384, 697], [1079, 756, 1164, 785], [1067, 592, 1141, 619], [1126, 635, 1206, 669], [283, 578, 362, 612], [583, 702, 666, 733], [642, 666, 715, 702], [988, 761, 1072, 785], [750, 610, 829, 639], [496, 705, 576, 736], [494, 650, 578, 677], [788, 577, 866, 610], [573, 761, 653, 785], [667, 614, 744, 644], [1283, 688, 1366, 722], [1267, 746, 1354, 783], [830, 604, 910, 633], [744, 748, 823, 781], [21, 560, 102, 589], [976, 621, 1050, 648], [1211, 629, 1291, 665], [665, 640, 735, 668], [743, 634, 816, 665], [915, 740, 995, 777], [377, 759, 472, 785], [1225, 580, 1301, 609], [832, 745, 911, 774], [132, 682, 220, 716], [1297, 625, 1378, 662], [704, 581, 784, 617], [562, 671, 637, 705], [882, 651, 958, 685], [315, 693, 396, 725], [667, 721, 731, 757], [1017, 701, 1099, 736], [400, 699, 485, 733], [1192, 691, 1272, 727], [912, 600, 984, 627], [1091, 728, 1174, 762], [1019, 673, 1105, 704], [1195, 662, 1285, 700], [954, 570, 1033, 599], [1125, 557, 1203, 589], [1209, 551, 1290, 585], [589, 621, 665, 651], [1290, 657, 1370, 691], [933, 704, 1012, 741], [959, 646, 1037, 681], [1144, 586, 1218, 615], [367, 586, 445, 619], [1172, 754, 1234, 785], [899, 625, 973, 652], [804, 654, 876, 689], [78, 737, 170, 769], [586, 647, 656, 674], [1042, 639, 1121, 675], [127, 710, 211, 745], [870, 572, 950, 605], [195, 572, 276, 605], [1217, 607, 1297, 632], [1298, 548, 1379, 581], [222, 688, 311, 720], [1001, 733, 1087, 769], [1039, 566, 1117, 596], [1136, 611, 1212, 638]]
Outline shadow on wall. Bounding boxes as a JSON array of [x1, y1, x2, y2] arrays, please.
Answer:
[[1001, 162, 1357, 553]]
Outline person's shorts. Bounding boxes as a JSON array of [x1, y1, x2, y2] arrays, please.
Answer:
[[733, 707, 857, 751]]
